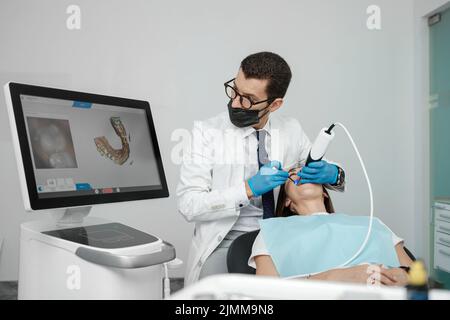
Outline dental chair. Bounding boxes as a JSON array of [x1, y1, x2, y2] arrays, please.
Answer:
[[226, 230, 416, 274], [227, 230, 259, 274]]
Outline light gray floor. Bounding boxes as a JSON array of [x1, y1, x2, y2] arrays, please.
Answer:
[[0, 279, 184, 300]]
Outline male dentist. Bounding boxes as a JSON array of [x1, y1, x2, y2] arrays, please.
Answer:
[[177, 52, 346, 285]]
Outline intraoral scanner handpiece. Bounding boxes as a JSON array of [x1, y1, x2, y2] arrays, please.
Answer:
[[305, 123, 336, 167], [293, 124, 336, 185]]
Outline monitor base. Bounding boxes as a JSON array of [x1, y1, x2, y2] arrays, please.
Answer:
[[18, 218, 175, 299]]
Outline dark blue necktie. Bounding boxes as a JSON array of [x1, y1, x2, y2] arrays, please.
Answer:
[[256, 130, 275, 219]]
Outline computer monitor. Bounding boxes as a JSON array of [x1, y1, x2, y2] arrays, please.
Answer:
[[4, 82, 169, 213]]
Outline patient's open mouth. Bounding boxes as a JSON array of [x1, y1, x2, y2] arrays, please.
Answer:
[[94, 116, 130, 165], [288, 174, 297, 184], [288, 168, 302, 185]]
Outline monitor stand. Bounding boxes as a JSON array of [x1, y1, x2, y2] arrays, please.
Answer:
[[50, 206, 92, 227]]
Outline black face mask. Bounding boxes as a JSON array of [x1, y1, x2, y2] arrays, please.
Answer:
[[227, 100, 271, 128]]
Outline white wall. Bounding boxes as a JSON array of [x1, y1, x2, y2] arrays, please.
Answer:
[[0, 0, 419, 280], [415, 0, 450, 16]]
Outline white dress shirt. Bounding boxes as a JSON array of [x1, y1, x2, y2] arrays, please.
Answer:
[[231, 121, 271, 232]]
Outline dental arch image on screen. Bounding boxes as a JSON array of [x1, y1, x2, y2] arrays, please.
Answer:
[[21, 94, 162, 198]]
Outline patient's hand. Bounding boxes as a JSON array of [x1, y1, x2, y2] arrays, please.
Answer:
[[379, 267, 409, 287], [336, 265, 380, 284], [312, 264, 408, 286]]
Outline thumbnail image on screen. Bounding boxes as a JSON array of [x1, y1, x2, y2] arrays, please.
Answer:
[[26, 117, 78, 169]]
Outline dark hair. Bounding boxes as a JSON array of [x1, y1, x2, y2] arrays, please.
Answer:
[[275, 184, 335, 217], [240, 52, 292, 99]]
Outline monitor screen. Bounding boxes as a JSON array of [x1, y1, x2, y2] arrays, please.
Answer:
[[5, 82, 169, 210]]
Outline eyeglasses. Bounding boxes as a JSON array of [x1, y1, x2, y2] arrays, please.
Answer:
[[224, 78, 274, 110]]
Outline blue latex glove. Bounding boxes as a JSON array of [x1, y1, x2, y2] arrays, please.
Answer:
[[297, 160, 338, 185], [248, 161, 289, 197]]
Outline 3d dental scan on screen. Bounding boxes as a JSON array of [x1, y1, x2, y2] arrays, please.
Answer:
[[1, 0, 450, 315]]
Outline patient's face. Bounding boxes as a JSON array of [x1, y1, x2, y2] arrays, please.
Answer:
[[285, 167, 324, 206]]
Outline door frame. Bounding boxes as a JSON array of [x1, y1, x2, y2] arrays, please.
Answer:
[[414, 0, 450, 266]]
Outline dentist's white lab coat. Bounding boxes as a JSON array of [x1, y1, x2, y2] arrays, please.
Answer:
[[177, 111, 343, 285]]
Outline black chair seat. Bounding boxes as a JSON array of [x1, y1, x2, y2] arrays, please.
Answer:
[[227, 230, 259, 274]]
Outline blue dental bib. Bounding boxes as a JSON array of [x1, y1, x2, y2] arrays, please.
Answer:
[[259, 214, 400, 278]]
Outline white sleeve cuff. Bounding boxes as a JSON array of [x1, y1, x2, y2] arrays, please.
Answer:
[[234, 182, 250, 210]]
